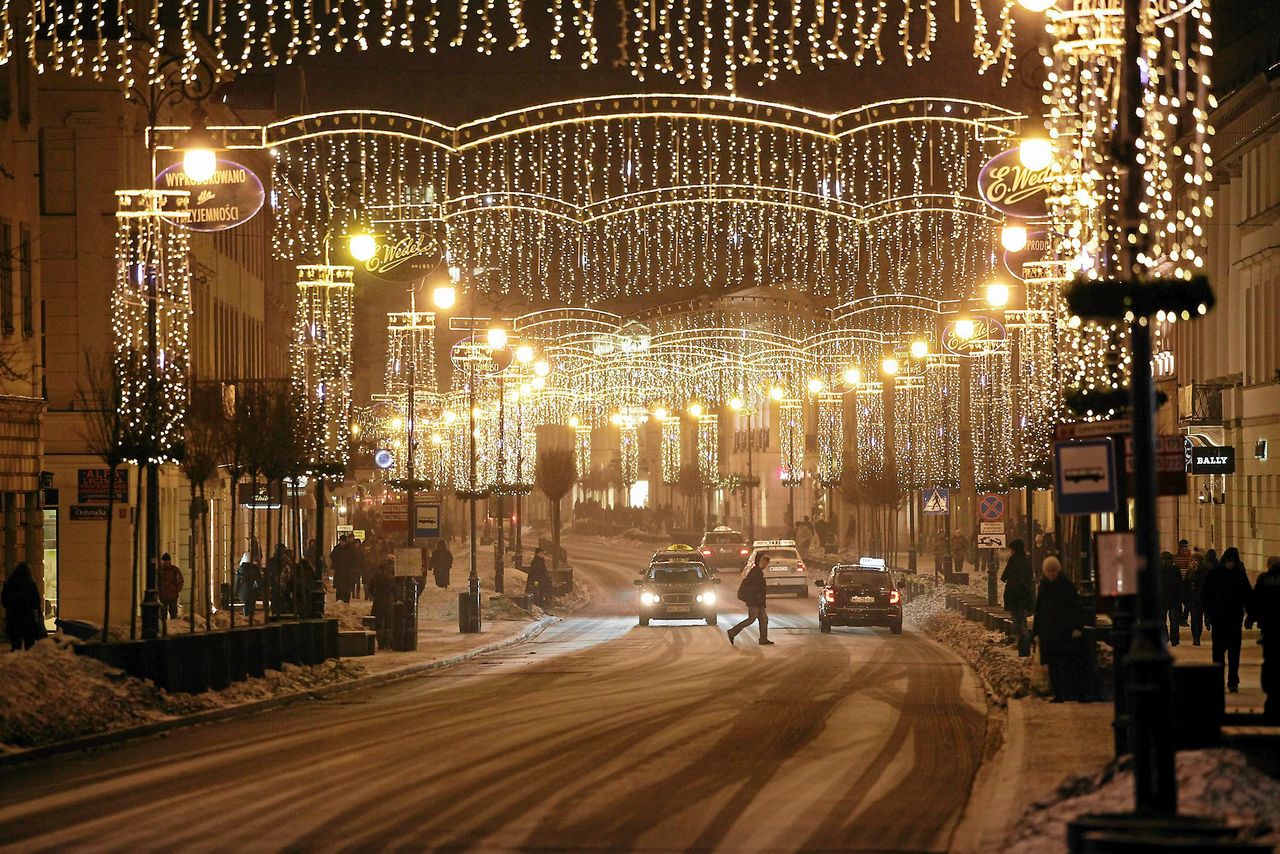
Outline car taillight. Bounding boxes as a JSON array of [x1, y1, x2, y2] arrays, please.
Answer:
[[796, 561, 806, 573], [889, 589, 901, 604], [739, 547, 749, 556], [823, 589, 835, 603]]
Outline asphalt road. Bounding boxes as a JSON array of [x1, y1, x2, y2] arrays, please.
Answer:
[[0, 536, 988, 853]]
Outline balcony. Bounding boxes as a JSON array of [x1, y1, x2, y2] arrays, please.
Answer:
[[1177, 383, 1225, 426]]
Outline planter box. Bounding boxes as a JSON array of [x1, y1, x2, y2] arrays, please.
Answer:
[[226, 628, 250, 682], [261, 624, 284, 671], [322, 618, 339, 660], [165, 634, 210, 694], [338, 630, 376, 657], [280, 621, 304, 665], [205, 631, 231, 690]]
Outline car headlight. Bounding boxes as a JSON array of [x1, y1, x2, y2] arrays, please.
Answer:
[[698, 592, 716, 605], [641, 592, 658, 605]]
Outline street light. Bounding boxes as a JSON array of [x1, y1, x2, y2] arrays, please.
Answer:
[[910, 339, 929, 359], [348, 232, 377, 262], [807, 378, 825, 395], [432, 284, 457, 310], [881, 356, 900, 376], [769, 386, 785, 401], [486, 326, 508, 350], [1016, 0, 1055, 10], [515, 344, 534, 364], [954, 317, 977, 340], [1018, 137, 1054, 171], [1001, 223, 1029, 252], [986, 281, 1011, 308], [688, 401, 703, 418], [843, 367, 862, 386], [180, 105, 217, 181], [532, 359, 551, 378]]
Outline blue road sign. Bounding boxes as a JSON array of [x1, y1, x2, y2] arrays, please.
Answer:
[[1054, 438, 1118, 516], [979, 494, 1005, 522], [921, 487, 950, 516]]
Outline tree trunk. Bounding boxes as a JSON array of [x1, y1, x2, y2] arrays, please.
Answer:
[[130, 465, 143, 640], [201, 482, 212, 630], [228, 472, 239, 629], [189, 480, 198, 633], [551, 496, 561, 573], [101, 465, 117, 642], [247, 475, 257, 625]]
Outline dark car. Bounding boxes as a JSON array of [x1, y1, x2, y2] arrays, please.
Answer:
[[635, 561, 720, 626], [815, 558, 902, 635], [646, 543, 711, 573], [699, 526, 750, 570]]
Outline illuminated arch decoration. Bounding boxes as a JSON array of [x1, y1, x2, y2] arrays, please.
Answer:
[[290, 264, 356, 472]]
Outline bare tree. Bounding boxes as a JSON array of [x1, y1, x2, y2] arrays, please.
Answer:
[[536, 448, 578, 574], [79, 356, 133, 641], [177, 383, 226, 631]]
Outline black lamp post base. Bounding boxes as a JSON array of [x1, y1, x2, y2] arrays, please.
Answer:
[[140, 596, 163, 639]]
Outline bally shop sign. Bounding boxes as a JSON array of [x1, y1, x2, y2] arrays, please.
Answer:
[[1187, 445, 1236, 475], [359, 232, 443, 284], [77, 468, 129, 504], [156, 159, 266, 232], [978, 148, 1051, 220]]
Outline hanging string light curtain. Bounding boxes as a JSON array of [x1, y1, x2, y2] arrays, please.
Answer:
[[855, 382, 885, 478], [968, 340, 1013, 492], [778, 400, 804, 486], [0, 0, 1024, 91], [289, 264, 356, 472], [696, 413, 719, 486], [923, 354, 960, 488], [660, 416, 681, 484], [113, 189, 192, 462], [264, 97, 1017, 305], [815, 392, 843, 487], [892, 371, 927, 489]]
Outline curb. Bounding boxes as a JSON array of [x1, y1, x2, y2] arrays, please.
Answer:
[[0, 615, 560, 768]]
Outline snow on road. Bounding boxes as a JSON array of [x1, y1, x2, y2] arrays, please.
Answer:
[[0, 535, 989, 852]]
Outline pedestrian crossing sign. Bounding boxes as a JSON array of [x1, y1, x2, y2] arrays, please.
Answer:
[[921, 487, 950, 516]]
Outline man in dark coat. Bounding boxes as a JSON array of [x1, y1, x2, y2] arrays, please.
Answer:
[[430, 540, 453, 589], [2, 563, 44, 650], [330, 535, 352, 603], [1202, 546, 1254, 693], [1250, 556, 1280, 721], [1033, 556, 1084, 702], [1159, 551, 1184, 646], [1001, 539, 1036, 657], [1185, 550, 1212, 646], [525, 548, 552, 606], [368, 559, 398, 649], [157, 553, 184, 620], [727, 553, 772, 646]]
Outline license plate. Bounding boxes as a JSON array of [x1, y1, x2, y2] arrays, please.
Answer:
[[666, 605, 690, 612], [851, 596, 876, 603]]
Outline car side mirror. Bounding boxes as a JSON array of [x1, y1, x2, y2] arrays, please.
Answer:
[[813, 579, 826, 588], [633, 579, 644, 585]]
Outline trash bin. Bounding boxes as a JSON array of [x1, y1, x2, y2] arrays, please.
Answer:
[[458, 590, 482, 633]]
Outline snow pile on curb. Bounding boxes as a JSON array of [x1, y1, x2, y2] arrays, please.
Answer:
[[917, 610, 1040, 703], [902, 585, 946, 624], [0, 636, 364, 751], [484, 596, 542, 621], [1006, 749, 1280, 853], [328, 599, 373, 631]]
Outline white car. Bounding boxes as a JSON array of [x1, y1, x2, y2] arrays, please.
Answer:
[[745, 540, 809, 597]]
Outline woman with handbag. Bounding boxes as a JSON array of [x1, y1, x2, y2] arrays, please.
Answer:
[[2, 563, 45, 651]]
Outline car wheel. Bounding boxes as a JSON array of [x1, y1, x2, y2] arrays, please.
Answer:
[[705, 614, 717, 626], [819, 618, 831, 633], [890, 621, 903, 635], [639, 616, 650, 627]]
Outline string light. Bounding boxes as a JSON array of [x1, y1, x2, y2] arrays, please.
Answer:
[[290, 264, 356, 472]]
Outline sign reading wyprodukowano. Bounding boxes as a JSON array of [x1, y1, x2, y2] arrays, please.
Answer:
[[977, 148, 1051, 220], [77, 468, 129, 504], [156, 159, 266, 232]]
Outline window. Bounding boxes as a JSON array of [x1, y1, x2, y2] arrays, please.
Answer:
[[19, 225, 32, 336], [0, 219, 13, 335], [38, 129, 77, 215]]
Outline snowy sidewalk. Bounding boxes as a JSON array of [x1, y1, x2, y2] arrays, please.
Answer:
[[1168, 627, 1266, 715]]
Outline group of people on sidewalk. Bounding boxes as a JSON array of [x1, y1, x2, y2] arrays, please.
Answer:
[[1001, 537, 1280, 716]]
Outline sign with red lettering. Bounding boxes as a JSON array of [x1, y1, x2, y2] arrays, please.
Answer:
[[77, 468, 129, 504]]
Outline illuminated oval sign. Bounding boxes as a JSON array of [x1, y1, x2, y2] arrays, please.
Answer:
[[360, 233, 443, 284], [942, 317, 1006, 355], [156, 159, 265, 232], [978, 148, 1051, 220], [374, 449, 396, 469]]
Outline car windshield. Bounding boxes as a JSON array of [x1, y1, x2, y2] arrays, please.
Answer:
[[759, 549, 798, 562], [834, 569, 890, 587], [648, 565, 706, 583], [703, 533, 743, 544]]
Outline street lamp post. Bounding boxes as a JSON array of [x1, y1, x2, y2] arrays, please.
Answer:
[[729, 397, 756, 544]]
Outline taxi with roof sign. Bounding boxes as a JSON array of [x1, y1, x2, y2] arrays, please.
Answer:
[[814, 556, 903, 635], [744, 539, 809, 597]]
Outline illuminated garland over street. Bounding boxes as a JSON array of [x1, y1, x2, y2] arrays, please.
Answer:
[[290, 264, 356, 472], [0, 0, 1025, 91]]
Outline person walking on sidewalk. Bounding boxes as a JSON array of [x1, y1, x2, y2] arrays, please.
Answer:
[[1186, 550, 1211, 646], [1159, 551, 1184, 646], [728, 553, 772, 646], [158, 553, 184, 621], [1202, 547, 1254, 693], [1250, 556, 1280, 720], [2, 563, 44, 651], [1001, 539, 1036, 657], [1033, 556, 1085, 702], [1175, 539, 1194, 626], [430, 539, 453, 589]]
